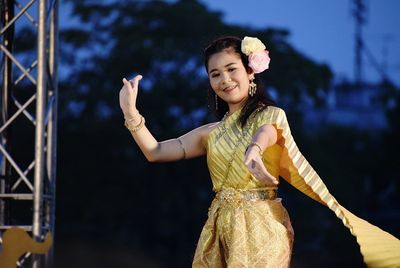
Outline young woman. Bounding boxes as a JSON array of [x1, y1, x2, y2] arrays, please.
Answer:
[[119, 36, 400, 267]]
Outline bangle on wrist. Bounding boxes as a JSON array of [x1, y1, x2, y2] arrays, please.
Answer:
[[124, 109, 140, 121], [125, 115, 145, 132], [246, 142, 263, 156]]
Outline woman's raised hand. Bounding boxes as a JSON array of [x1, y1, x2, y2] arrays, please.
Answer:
[[119, 74, 143, 119], [244, 145, 278, 186]]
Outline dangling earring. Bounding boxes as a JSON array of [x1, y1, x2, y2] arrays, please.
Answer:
[[215, 93, 218, 110], [249, 77, 257, 97]]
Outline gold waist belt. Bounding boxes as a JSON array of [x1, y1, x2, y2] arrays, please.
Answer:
[[216, 187, 278, 207]]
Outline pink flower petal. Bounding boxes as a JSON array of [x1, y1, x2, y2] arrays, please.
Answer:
[[248, 50, 270, 73]]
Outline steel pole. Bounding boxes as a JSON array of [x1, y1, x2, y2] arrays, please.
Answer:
[[0, 0, 14, 228], [33, 0, 47, 266], [45, 0, 59, 266]]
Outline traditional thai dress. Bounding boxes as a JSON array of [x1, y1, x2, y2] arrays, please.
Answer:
[[192, 106, 400, 268]]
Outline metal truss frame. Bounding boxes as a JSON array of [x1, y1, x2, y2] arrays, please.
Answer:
[[0, 0, 58, 266]]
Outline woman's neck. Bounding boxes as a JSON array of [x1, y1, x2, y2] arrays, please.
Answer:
[[227, 98, 247, 115]]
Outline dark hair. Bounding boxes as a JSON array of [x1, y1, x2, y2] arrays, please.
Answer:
[[204, 36, 276, 127]]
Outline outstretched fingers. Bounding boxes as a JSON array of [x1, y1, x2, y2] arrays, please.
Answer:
[[246, 157, 278, 185], [125, 75, 142, 89], [122, 78, 132, 89], [257, 161, 278, 185], [131, 74, 143, 88], [120, 74, 143, 117], [122, 75, 142, 92]]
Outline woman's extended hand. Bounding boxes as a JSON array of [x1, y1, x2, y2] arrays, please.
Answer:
[[244, 145, 278, 186], [119, 74, 143, 119]]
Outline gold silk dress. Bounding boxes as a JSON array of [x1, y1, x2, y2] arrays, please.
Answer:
[[192, 106, 400, 268]]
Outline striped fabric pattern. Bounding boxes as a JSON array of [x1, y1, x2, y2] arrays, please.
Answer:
[[269, 106, 400, 267]]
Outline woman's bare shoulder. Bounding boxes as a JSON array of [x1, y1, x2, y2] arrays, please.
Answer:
[[201, 121, 221, 133], [193, 121, 221, 146], [201, 121, 221, 145]]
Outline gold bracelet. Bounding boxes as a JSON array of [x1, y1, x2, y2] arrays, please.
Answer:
[[246, 142, 263, 155], [125, 115, 145, 132], [124, 110, 140, 121]]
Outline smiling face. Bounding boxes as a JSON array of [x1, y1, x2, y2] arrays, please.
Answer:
[[207, 49, 254, 113]]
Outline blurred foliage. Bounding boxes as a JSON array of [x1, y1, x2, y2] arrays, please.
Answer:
[[8, 0, 399, 267]]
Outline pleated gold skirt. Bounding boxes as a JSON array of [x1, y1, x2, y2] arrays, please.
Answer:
[[192, 188, 294, 268]]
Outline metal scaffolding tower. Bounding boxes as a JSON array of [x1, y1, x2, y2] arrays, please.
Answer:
[[0, 0, 58, 266], [351, 0, 392, 84], [352, 0, 367, 86]]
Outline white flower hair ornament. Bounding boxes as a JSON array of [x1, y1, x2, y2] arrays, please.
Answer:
[[241, 36, 270, 74]]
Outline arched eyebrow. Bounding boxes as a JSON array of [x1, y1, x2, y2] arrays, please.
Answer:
[[209, 62, 238, 74]]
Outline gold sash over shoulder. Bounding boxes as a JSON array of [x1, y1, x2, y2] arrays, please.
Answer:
[[268, 106, 400, 267]]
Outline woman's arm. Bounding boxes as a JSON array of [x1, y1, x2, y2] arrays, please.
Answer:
[[119, 75, 212, 162], [127, 122, 213, 162], [244, 124, 278, 185], [248, 124, 277, 150]]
